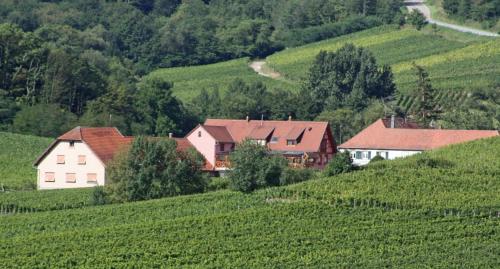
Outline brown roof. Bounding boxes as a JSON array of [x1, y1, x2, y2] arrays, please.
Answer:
[[173, 138, 194, 152], [204, 119, 334, 153], [248, 126, 275, 140], [339, 119, 499, 151], [203, 125, 234, 143], [286, 127, 305, 140], [35, 127, 132, 166]]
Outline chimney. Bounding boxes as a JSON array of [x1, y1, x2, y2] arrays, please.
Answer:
[[168, 133, 173, 138], [288, 115, 292, 121], [246, 115, 249, 122], [390, 115, 395, 129], [261, 114, 264, 126]]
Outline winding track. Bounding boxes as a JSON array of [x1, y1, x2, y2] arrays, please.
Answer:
[[250, 1, 498, 79], [405, 0, 499, 37]]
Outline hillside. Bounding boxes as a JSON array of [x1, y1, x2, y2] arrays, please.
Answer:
[[0, 132, 52, 191], [149, 25, 499, 113], [1, 137, 499, 267], [146, 58, 298, 101], [267, 25, 499, 110]]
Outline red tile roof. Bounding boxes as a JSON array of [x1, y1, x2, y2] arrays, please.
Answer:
[[204, 119, 334, 153], [173, 138, 194, 152], [35, 127, 132, 166], [203, 125, 234, 143], [339, 119, 499, 151], [286, 127, 306, 140], [248, 126, 275, 140]]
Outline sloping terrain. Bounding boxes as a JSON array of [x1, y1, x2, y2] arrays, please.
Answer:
[[1, 137, 498, 267], [145, 58, 298, 102], [0, 132, 52, 191]]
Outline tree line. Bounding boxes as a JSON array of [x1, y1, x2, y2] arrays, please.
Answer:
[[0, 0, 405, 137], [442, 0, 499, 29]]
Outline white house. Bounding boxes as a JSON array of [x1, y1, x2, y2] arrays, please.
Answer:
[[34, 127, 132, 190], [338, 117, 499, 166]]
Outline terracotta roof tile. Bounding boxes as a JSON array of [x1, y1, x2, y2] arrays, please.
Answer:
[[248, 126, 275, 140], [204, 119, 334, 153], [203, 125, 234, 143], [339, 119, 499, 151], [286, 127, 305, 140]]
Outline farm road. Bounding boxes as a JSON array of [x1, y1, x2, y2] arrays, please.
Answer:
[[405, 0, 499, 37]]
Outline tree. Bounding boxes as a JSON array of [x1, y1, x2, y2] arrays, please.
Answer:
[[324, 151, 353, 176], [412, 64, 439, 127], [106, 136, 207, 202], [408, 10, 427, 30], [229, 140, 287, 193], [133, 77, 187, 136], [304, 44, 395, 116], [12, 104, 77, 137]]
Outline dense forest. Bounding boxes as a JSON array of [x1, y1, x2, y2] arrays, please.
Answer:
[[442, 0, 499, 28], [0, 0, 404, 137]]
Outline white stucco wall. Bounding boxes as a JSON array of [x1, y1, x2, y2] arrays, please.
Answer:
[[187, 126, 217, 166], [37, 141, 106, 190], [339, 148, 422, 166]]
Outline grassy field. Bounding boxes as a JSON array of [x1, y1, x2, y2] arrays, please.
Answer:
[[1, 137, 499, 267], [145, 58, 298, 102], [0, 132, 52, 191]]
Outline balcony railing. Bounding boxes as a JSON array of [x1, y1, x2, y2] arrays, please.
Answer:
[[215, 154, 231, 169]]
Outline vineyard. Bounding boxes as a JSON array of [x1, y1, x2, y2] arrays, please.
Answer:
[[0, 132, 52, 191], [0, 137, 499, 267], [266, 25, 499, 111], [145, 58, 298, 102]]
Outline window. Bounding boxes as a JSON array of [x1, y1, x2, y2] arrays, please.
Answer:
[[78, 155, 86, 165], [287, 140, 296, 146], [367, 151, 372, 160], [66, 173, 76, 183], [44, 172, 55, 182], [198, 131, 202, 137], [219, 143, 224, 152], [385, 152, 389, 159], [57, 155, 65, 164], [355, 151, 362, 160], [87, 173, 97, 183]]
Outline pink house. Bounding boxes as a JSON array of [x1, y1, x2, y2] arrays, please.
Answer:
[[186, 118, 337, 175]]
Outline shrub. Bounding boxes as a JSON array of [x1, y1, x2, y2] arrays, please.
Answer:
[[106, 136, 206, 202], [90, 186, 108, 205], [207, 177, 231, 191], [370, 155, 385, 163], [229, 140, 287, 193], [415, 156, 454, 169], [408, 10, 427, 30], [279, 168, 315, 186], [324, 151, 353, 176]]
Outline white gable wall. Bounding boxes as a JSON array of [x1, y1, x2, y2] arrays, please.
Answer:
[[37, 141, 106, 190], [339, 148, 422, 166]]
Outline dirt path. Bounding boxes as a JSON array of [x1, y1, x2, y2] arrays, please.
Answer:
[[249, 60, 281, 79], [405, 0, 499, 37]]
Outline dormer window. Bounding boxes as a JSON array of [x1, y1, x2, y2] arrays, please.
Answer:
[[287, 139, 296, 146], [69, 141, 75, 147], [270, 137, 279, 144]]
